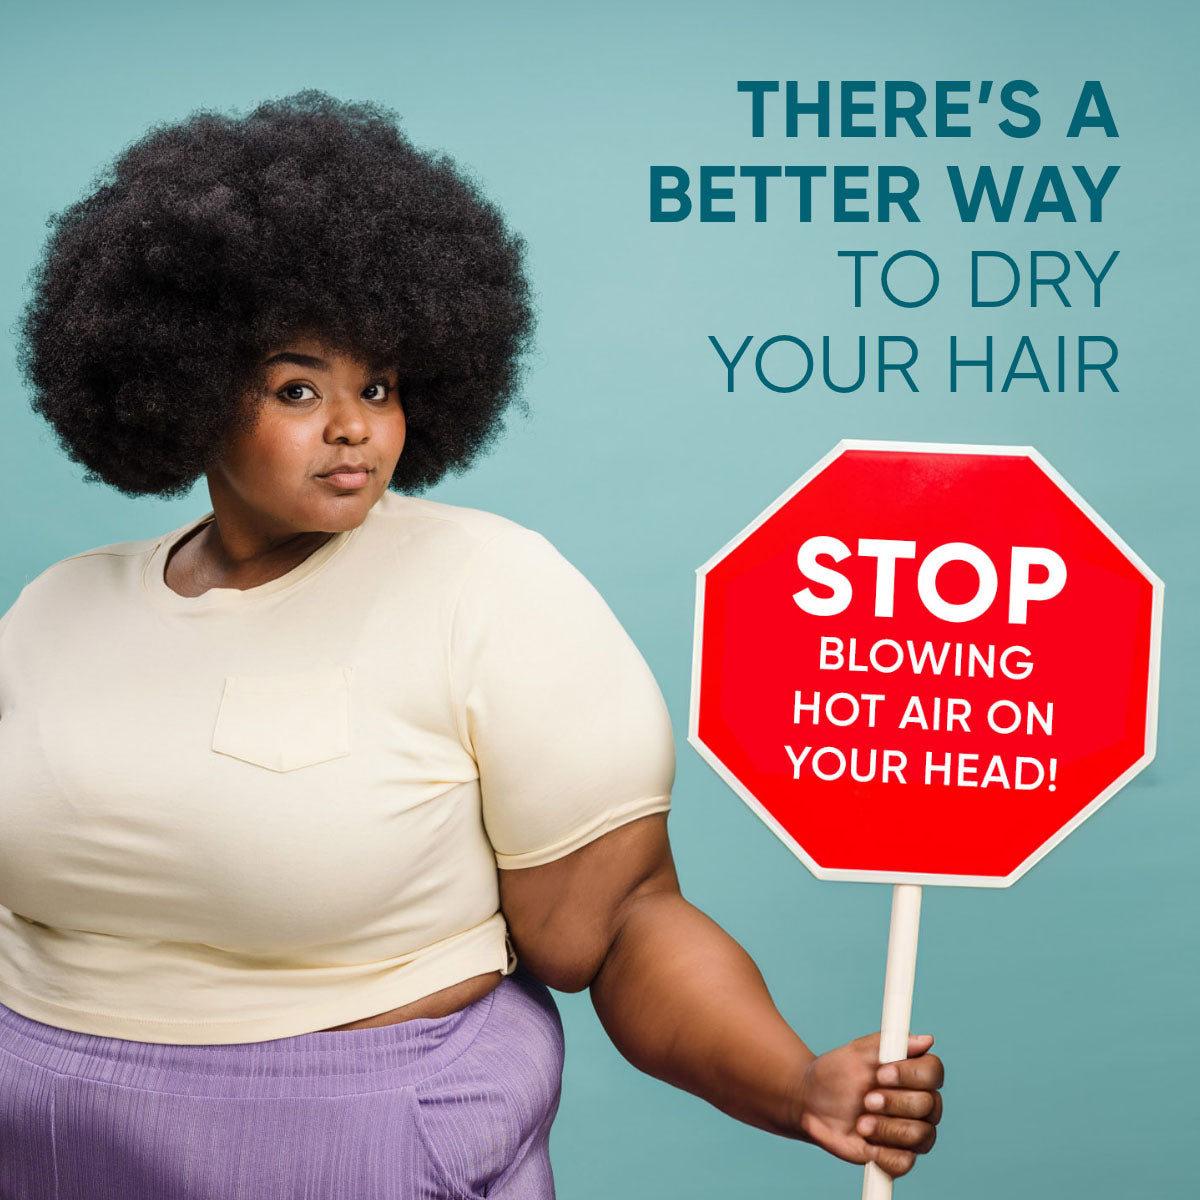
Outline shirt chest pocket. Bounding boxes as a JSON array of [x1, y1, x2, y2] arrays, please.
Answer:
[[211, 665, 353, 772]]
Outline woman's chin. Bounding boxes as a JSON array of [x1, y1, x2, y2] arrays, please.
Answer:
[[303, 488, 385, 532]]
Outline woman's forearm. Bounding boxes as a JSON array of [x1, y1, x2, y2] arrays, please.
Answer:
[[588, 888, 815, 1137], [505, 815, 943, 1174]]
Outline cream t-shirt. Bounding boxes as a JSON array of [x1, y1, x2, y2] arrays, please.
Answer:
[[0, 492, 675, 1043]]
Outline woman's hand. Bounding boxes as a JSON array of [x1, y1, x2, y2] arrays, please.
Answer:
[[791, 1033, 944, 1178]]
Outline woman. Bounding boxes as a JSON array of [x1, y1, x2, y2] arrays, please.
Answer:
[[0, 91, 943, 1198]]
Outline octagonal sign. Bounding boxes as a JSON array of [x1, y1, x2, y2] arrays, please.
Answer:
[[689, 440, 1163, 886]]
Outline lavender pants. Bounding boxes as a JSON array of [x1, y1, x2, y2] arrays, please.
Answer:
[[0, 969, 563, 1200]]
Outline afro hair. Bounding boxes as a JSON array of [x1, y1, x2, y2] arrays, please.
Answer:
[[17, 89, 535, 497]]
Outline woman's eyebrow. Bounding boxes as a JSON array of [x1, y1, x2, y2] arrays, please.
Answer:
[[262, 352, 328, 369]]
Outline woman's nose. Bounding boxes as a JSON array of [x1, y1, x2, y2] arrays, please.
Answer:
[[324, 393, 370, 442]]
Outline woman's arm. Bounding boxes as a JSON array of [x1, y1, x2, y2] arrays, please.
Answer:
[[498, 813, 942, 1178]]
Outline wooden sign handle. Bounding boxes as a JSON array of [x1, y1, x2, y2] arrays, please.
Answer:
[[861, 884, 923, 1200]]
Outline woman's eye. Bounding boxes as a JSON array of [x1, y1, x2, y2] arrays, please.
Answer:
[[278, 383, 316, 403], [364, 382, 392, 402]]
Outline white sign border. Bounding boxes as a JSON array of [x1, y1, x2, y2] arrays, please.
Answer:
[[687, 438, 1165, 889]]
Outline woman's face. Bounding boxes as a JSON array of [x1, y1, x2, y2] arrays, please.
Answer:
[[209, 337, 407, 537]]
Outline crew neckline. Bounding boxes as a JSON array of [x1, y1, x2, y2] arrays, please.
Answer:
[[142, 510, 361, 611]]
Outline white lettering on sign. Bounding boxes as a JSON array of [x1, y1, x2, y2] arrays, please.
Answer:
[[857, 539, 916, 617], [785, 744, 908, 783], [818, 637, 1035, 680], [793, 691, 886, 727], [793, 536, 853, 616], [1009, 547, 1068, 623], [897, 695, 972, 732], [986, 699, 1054, 735], [793, 537, 1067, 624], [917, 541, 997, 622], [923, 752, 1054, 789]]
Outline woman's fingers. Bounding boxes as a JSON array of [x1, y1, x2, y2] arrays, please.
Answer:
[[863, 1087, 943, 1124], [856, 1113, 938, 1154], [906, 1033, 935, 1055], [875, 1051, 945, 1091], [871, 1146, 919, 1179]]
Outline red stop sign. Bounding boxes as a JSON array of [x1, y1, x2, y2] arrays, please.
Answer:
[[689, 441, 1163, 886]]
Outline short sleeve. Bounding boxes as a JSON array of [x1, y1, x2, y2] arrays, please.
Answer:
[[0, 585, 26, 651], [450, 526, 675, 869]]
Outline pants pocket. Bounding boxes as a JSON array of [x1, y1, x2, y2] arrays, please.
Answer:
[[0, 1044, 60, 1199]]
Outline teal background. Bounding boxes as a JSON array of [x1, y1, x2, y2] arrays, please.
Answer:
[[3, 2, 1195, 1196]]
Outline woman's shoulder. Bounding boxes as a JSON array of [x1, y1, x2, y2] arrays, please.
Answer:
[[0, 529, 165, 642], [363, 492, 589, 606], [366, 491, 552, 558], [14, 530, 163, 600]]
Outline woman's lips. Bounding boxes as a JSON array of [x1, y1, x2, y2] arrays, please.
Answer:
[[317, 468, 372, 489]]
